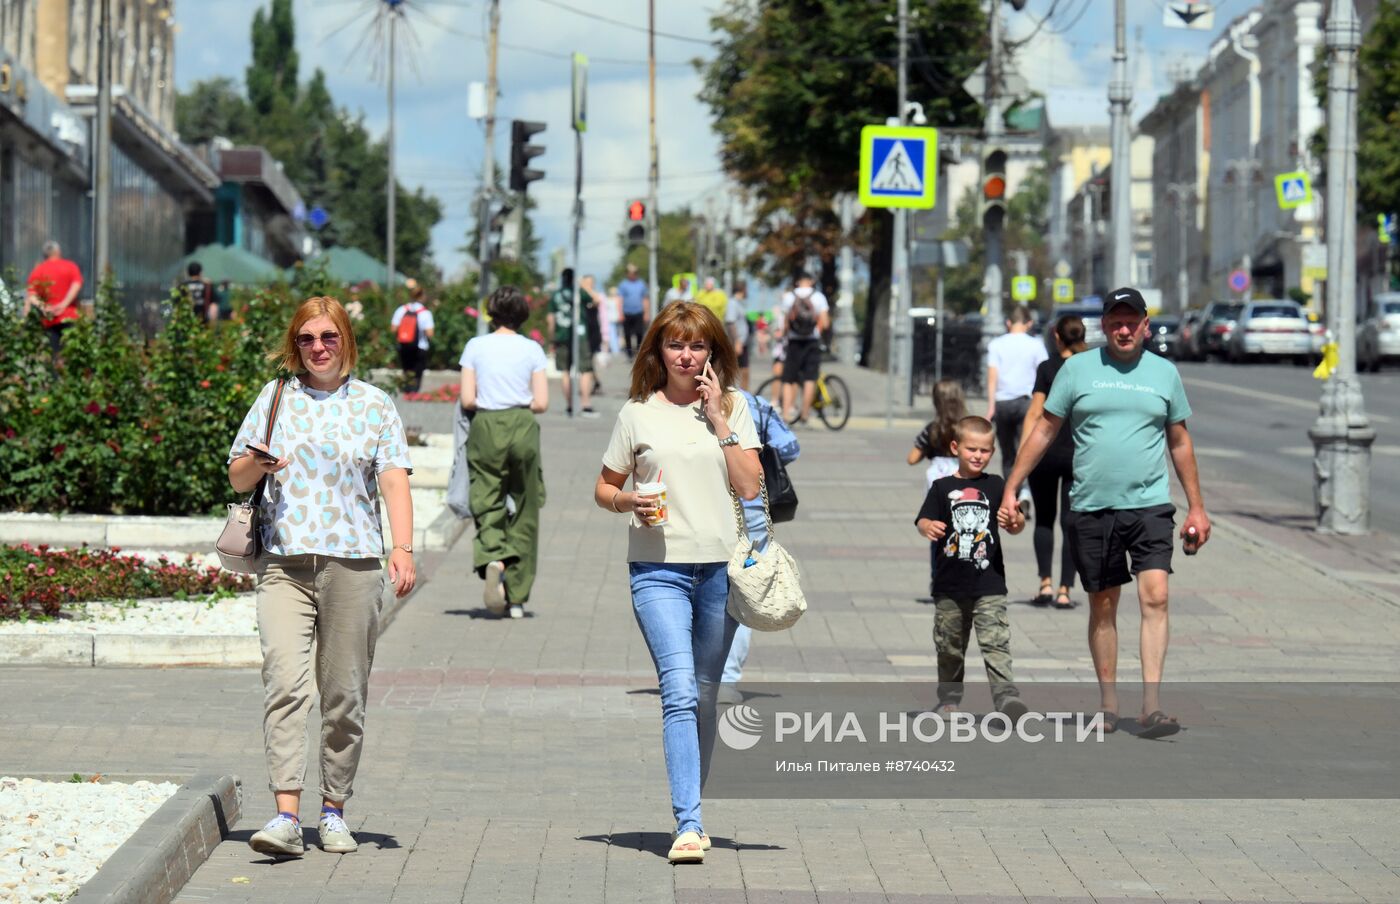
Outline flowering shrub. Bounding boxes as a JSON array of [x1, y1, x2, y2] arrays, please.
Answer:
[[402, 383, 461, 403], [0, 543, 252, 620]]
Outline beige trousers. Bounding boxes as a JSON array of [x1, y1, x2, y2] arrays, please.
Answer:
[[256, 554, 385, 801]]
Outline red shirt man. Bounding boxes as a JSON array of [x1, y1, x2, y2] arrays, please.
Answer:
[[26, 242, 83, 330]]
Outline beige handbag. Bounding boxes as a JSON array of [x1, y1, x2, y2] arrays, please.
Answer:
[[726, 474, 807, 632], [216, 380, 286, 574]]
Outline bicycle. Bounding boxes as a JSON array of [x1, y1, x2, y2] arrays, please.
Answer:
[[754, 370, 852, 431]]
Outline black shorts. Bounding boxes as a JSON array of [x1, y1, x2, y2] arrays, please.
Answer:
[[781, 339, 821, 384], [1071, 503, 1175, 593]]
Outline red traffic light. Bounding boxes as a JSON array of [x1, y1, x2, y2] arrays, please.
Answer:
[[982, 175, 1006, 201], [627, 200, 646, 222]]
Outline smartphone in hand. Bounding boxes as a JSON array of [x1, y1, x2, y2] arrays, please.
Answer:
[[245, 443, 279, 463]]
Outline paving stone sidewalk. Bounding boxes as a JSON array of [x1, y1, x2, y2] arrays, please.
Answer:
[[2, 360, 1397, 903]]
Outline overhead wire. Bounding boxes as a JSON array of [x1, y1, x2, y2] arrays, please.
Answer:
[[530, 0, 714, 46]]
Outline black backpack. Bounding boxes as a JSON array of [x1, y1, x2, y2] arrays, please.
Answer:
[[788, 293, 818, 338]]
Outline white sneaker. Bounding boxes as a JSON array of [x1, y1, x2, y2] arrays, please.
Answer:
[[248, 815, 305, 858], [483, 561, 506, 614], [317, 811, 358, 854], [508, 603, 524, 619]]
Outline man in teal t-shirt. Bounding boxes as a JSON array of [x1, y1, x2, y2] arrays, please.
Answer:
[[1001, 286, 1211, 740]]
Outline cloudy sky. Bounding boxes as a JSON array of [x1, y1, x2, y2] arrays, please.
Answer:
[[174, 0, 1232, 282]]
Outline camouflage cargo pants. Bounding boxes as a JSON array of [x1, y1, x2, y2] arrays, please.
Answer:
[[933, 594, 1020, 706]]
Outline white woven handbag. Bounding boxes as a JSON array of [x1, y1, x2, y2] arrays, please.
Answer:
[[726, 474, 807, 631]]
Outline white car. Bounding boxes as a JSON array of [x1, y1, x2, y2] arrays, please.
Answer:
[[1226, 300, 1316, 364], [1359, 294, 1400, 372]]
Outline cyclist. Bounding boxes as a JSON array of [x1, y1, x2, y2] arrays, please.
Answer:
[[775, 271, 830, 425]]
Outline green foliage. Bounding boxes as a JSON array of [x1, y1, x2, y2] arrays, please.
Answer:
[[938, 160, 1053, 315], [1357, 1, 1400, 221], [175, 6, 442, 277], [0, 543, 251, 620]]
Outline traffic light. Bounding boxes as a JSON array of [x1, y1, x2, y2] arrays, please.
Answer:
[[509, 120, 546, 192], [626, 199, 647, 246], [981, 146, 1008, 231]]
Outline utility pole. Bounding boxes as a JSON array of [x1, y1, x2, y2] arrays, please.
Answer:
[[386, 10, 398, 302], [569, 54, 586, 418], [646, 0, 660, 320], [93, 0, 112, 282], [1166, 183, 1195, 312], [977, 0, 1007, 400], [884, 0, 910, 428], [1224, 159, 1260, 302], [833, 193, 859, 367], [1108, 0, 1132, 288], [474, 0, 501, 336], [1309, 0, 1374, 534]]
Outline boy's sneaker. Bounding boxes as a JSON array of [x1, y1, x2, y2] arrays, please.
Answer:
[[999, 697, 1031, 723], [317, 811, 359, 854], [248, 815, 305, 858]]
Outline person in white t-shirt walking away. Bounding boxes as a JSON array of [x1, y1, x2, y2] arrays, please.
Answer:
[[775, 271, 830, 425], [391, 281, 436, 393], [985, 305, 1047, 513]]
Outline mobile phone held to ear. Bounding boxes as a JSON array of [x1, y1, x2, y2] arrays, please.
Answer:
[[245, 443, 279, 463]]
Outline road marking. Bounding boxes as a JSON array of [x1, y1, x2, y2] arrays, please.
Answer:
[[1195, 448, 1247, 459], [1181, 376, 1394, 424], [1281, 444, 1400, 457]]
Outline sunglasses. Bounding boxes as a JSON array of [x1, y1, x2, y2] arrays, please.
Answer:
[[295, 331, 341, 350]]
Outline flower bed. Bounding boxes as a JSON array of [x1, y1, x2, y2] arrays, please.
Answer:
[[0, 544, 251, 621]]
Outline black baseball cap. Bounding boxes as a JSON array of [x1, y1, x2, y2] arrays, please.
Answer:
[[1104, 286, 1147, 316]]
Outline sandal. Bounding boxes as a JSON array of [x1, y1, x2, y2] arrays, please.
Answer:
[[1138, 710, 1181, 740], [700, 833, 712, 851], [1033, 583, 1054, 606], [1053, 592, 1073, 609], [668, 830, 705, 864]]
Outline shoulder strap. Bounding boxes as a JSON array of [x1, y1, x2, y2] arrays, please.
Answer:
[[251, 379, 287, 505]]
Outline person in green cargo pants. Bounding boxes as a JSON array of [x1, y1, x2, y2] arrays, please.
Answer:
[[459, 287, 551, 619]]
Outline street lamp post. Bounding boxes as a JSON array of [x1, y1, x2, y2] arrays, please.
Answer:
[[1166, 183, 1195, 313], [1309, 0, 1374, 534], [1108, 0, 1132, 288]]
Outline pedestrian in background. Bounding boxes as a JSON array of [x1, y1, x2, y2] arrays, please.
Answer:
[[618, 263, 649, 358], [1002, 287, 1211, 739], [580, 274, 606, 392], [594, 301, 761, 865], [605, 284, 624, 355], [776, 272, 830, 425], [985, 305, 1046, 513], [391, 281, 435, 393], [547, 268, 597, 417], [664, 275, 694, 306], [460, 286, 550, 620], [180, 261, 216, 324], [23, 240, 83, 357], [718, 385, 800, 702], [1019, 315, 1088, 609], [695, 275, 728, 322], [725, 280, 752, 391], [229, 295, 416, 858], [908, 378, 967, 597]]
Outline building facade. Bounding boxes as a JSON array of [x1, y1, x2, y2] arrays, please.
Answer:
[[1141, 79, 1211, 313]]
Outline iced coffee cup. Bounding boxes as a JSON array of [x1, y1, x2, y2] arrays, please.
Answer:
[[634, 480, 668, 527]]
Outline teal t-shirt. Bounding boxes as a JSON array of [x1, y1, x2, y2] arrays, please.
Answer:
[[1043, 348, 1192, 513]]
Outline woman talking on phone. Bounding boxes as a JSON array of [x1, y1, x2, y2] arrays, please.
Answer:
[[227, 296, 416, 859], [594, 302, 762, 864]]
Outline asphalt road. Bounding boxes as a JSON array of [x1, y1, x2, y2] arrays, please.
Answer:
[[1175, 359, 1400, 534]]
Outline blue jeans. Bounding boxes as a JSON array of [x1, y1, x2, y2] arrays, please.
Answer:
[[629, 561, 736, 836]]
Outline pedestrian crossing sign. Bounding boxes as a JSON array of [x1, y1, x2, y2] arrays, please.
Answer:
[[859, 125, 938, 209], [1011, 275, 1037, 302], [1274, 171, 1312, 210], [1052, 278, 1075, 303]]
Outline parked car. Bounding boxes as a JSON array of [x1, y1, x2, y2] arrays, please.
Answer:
[[1148, 316, 1180, 358], [1175, 309, 1206, 360], [1358, 293, 1400, 371], [1199, 301, 1246, 359], [1226, 300, 1316, 364]]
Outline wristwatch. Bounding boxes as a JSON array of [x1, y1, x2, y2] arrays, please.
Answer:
[[395, 543, 413, 553], [718, 432, 740, 447]]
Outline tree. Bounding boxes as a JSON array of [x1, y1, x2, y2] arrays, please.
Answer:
[[1358, 1, 1400, 221], [247, 0, 299, 118], [701, 0, 986, 369], [173, 78, 252, 145]]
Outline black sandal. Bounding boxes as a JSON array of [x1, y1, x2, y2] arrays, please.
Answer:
[[1138, 710, 1180, 739], [1053, 592, 1074, 609]]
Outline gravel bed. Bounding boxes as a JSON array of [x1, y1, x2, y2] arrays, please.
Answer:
[[0, 594, 256, 636], [0, 777, 179, 902]]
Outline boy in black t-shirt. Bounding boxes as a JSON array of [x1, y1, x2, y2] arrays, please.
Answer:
[[915, 416, 1029, 718]]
